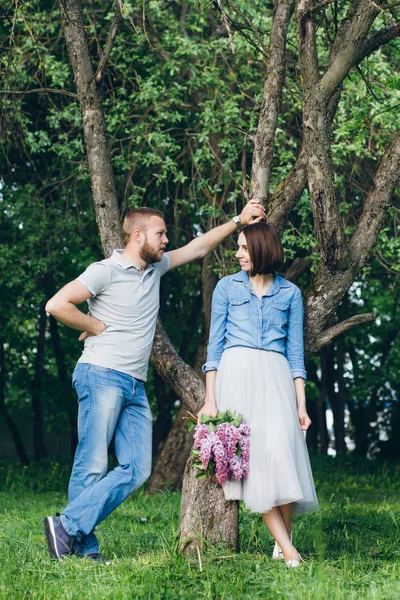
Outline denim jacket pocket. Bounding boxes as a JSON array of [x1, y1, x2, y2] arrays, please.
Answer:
[[229, 298, 250, 321], [270, 303, 289, 325]]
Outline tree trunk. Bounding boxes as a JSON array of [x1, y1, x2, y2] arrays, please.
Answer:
[[149, 251, 217, 491], [147, 404, 194, 493], [0, 338, 30, 465], [32, 304, 48, 461], [58, 0, 122, 257], [331, 300, 348, 454], [49, 315, 78, 458], [317, 349, 329, 454], [180, 455, 239, 553]]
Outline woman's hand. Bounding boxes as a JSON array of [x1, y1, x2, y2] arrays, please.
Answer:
[[197, 401, 218, 423], [298, 405, 311, 431]]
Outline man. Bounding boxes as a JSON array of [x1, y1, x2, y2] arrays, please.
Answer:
[[44, 201, 265, 561]]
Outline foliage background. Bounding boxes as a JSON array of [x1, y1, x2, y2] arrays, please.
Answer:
[[0, 0, 400, 460]]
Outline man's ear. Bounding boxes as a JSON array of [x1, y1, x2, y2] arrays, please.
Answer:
[[132, 229, 142, 243]]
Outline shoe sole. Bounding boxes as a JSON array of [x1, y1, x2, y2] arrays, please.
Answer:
[[44, 517, 61, 560]]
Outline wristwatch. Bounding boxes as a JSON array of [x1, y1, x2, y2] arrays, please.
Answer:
[[232, 215, 241, 227]]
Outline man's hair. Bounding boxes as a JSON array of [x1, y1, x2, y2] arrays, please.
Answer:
[[242, 222, 284, 277], [123, 207, 164, 246]]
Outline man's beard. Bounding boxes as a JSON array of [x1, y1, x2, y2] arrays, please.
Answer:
[[139, 238, 162, 264]]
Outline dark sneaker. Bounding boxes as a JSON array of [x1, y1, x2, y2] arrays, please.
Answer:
[[85, 552, 111, 566], [44, 515, 74, 560]]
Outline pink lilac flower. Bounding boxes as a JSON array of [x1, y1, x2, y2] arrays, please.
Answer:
[[192, 414, 250, 484]]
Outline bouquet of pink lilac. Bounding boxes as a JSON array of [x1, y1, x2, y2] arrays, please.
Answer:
[[185, 411, 250, 485]]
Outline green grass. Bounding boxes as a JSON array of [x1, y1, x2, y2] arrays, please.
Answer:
[[0, 456, 399, 599]]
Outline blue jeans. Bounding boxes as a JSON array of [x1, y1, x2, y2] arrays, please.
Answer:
[[61, 363, 152, 556]]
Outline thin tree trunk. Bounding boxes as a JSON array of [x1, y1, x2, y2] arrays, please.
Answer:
[[32, 304, 48, 460], [147, 404, 194, 493], [331, 300, 348, 454], [49, 315, 78, 457], [317, 349, 329, 454], [0, 338, 30, 465]]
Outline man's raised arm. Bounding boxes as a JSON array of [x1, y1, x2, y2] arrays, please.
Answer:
[[167, 200, 265, 270]]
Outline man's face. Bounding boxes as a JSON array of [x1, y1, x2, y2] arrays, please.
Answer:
[[139, 216, 169, 264]]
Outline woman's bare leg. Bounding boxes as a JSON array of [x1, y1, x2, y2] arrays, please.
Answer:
[[278, 503, 293, 537], [273, 503, 293, 557], [262, 507, 300, 562]]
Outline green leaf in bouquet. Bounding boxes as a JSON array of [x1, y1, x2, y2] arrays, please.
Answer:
[[193, 461, 205, 470], [200, 413, 212, 424], [236, 445, 242, 457], [232, 414, 242, 428], [192, 449, 200, 456], [187, 422, 196, 431], [196, 472, 209, 480], [208, 422, 217, 433]]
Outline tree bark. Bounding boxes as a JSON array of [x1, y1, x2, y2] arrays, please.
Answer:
[[249, 0, 295, 203], [149, 251, 218, 492], [147, 404, 194, 493], [180, 455, 239, 553], [58, 0, 122, 257]]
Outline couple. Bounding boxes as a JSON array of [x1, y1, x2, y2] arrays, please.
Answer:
[[44, 201, 318, 567]]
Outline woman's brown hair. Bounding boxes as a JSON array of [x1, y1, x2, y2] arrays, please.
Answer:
[[241, 222, 284, 277]]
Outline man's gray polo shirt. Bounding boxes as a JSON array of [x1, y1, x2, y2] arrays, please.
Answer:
[[77, 249, 170, 381]]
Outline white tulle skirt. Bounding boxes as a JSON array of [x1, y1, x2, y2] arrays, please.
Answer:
[[215, 347, 318, 515]]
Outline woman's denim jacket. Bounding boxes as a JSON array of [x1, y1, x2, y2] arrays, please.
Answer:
[[203, 271, 307, 380]]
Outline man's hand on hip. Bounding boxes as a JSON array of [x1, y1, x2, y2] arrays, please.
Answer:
[[78, 312, 107, 342]]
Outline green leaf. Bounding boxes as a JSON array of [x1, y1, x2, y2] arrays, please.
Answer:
[[193, 462, 205, 470], [200, 413, 212, 424]]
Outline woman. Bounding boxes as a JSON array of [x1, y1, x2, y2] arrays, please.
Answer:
[[198, 222, 318, 567]]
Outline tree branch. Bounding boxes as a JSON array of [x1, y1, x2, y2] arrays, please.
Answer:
[[0, 88, 78, 98], [315, 313, 376, 351], [320, 0, 378, 100], [267, 147, 308, 236], [150, 319, 205, 415], [297, 0, 347, 269], [249, 0, 295, 203], [356, 22, 400, 64], [350, 132, 400, 269], [94, 0, 123, 83]]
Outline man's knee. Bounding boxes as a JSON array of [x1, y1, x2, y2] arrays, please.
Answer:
[[123, 461, 151, 491]]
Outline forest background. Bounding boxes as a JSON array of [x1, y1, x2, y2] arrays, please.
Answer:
[[1, 0, 399, 467], [1, 1, 400, 598]]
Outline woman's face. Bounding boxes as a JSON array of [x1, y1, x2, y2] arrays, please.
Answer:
[[235, 232, 252, 272]]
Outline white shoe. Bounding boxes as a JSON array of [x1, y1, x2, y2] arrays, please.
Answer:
[[272, 531, 292, 560], [272, 542, 284, 560], [285, 559, 301, 568]]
